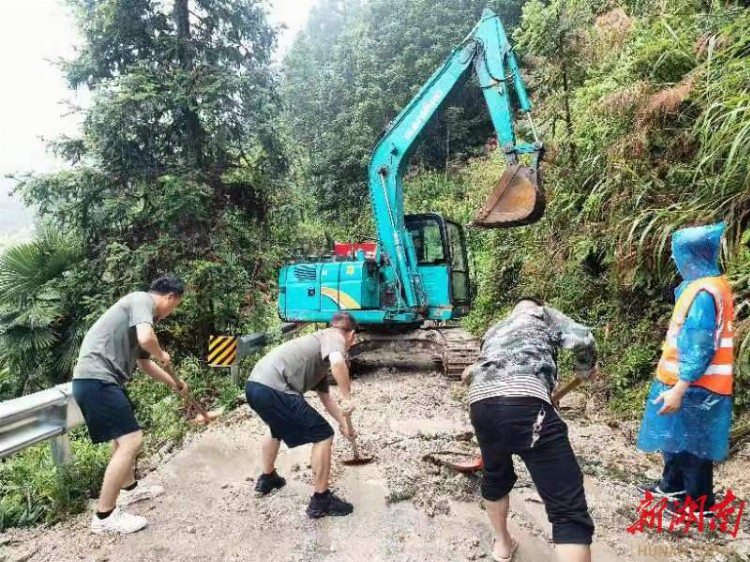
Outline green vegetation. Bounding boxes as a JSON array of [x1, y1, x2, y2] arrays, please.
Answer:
[[282, 0, 525, 228], [0, 230, 34, 252], [508, 0, 750, 411], [0, 431, 109, 528], [1, 0, 289, 529], [1, 0, 748, 529]]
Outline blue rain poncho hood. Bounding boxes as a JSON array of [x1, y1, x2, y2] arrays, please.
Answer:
[[671, 222, 724, 281]]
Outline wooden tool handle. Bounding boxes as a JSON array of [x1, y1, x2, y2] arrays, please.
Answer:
[[165, 364, 209, 418], [552, 376, 584, 405], [343, 412, 360, 459]]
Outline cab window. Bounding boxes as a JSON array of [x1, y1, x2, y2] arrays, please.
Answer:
[[407, 218, 445, 264], [446, 222, 467, 271]]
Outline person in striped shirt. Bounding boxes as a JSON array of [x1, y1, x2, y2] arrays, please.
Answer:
[[464, 298, 599, 562]]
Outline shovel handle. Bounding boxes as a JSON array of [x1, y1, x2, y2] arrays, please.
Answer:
[[552, 376, 584, 406], [343, 412, 360, 459], [164, 364, 210, 419]]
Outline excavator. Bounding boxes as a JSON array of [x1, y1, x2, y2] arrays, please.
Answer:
[[277, 9, 544, 376]]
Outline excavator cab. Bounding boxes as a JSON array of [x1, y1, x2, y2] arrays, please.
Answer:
[[405, 213, 471, 318]]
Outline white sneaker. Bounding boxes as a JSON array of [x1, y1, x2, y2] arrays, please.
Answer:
[[90, 507, 148, 534], [117, 483, 165, 507]]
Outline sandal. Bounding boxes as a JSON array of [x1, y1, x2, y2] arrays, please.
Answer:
[[492, 536, 519, 562]]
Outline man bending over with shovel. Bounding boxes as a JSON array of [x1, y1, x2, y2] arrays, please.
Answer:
[[72, 277, 188, 534], [246, 312, 357, 518], [463, 298, 599, 562]]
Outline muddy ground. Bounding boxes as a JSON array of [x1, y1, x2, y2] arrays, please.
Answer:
[[2, 368, 749, 562]]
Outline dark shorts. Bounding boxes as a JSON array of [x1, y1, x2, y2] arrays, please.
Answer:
[[245, 381, 334, 448], [72, 378, 141, 444], [470, 396, 595, 545]]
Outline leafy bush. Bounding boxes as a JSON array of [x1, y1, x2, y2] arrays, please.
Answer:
[[0, 431, 109, 530]]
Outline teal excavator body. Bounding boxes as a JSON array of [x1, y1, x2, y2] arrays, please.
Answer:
[[279, 9, 543, 326]]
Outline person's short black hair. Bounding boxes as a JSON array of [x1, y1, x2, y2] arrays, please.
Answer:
[[331, 311, 358, 332], [517, 296, 543, 307], [149, 276, 185, 296]]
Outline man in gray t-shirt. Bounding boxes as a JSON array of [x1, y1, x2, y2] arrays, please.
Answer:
[[74, 292, 158, 386], [72, 277, 186, 535], [246, 312, 358, 519], [249, 328, 348, 394]]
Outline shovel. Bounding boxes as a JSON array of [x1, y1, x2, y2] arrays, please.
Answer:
[[165, 364, 221, 425], [423, 451, 484, 474], [342, 412, 374, 466], [472, 152, 545, 229]]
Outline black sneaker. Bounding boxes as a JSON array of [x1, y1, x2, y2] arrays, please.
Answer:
[[637, 482, 686, 500], [665, 499, 715, 520], [306, 490, 354, 519], [254, 470, 286, 496]]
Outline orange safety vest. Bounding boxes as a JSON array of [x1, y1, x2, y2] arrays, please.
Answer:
[[656, 276, 734, 395]]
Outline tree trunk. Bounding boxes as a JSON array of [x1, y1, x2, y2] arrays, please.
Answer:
[[556, 4, 577, 171], [560, 56, 576, 169], [174, 0, 203, 170]]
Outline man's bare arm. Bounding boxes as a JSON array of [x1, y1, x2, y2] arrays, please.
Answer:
[[329, 353, 351, 399], [318, 390, 353, 438], [136, 324, 170, 364], [318, 391, 345, 425], [137, 358, 182, 391]]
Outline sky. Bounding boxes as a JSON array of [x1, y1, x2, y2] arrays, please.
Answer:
[[0, 0, 316, 235]]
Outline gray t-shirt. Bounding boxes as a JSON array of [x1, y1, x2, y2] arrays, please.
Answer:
[[73, 292, 155, 386], [249, 328, 347, 395]]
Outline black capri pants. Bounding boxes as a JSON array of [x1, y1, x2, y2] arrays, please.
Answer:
[[470, 396, 594, 545]]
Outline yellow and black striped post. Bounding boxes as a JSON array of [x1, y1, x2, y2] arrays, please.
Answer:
[[207, 335, 238, 367]]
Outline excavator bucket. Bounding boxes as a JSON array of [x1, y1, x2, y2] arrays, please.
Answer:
[[472, 162, 545, 228]]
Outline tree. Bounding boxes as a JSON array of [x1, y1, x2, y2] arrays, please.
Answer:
[[0, 227, 84, 397], [282, 0, 526, 227], [15, 0, 291, 360], [514, 0, 601, 168]]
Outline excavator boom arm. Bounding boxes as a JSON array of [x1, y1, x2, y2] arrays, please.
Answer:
[[367, 8, 542, 312]]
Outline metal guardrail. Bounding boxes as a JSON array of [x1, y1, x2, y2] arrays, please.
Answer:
[[0, 323, 304, 464], [0, 383, 84, 463], [236, 322, 301, 357]]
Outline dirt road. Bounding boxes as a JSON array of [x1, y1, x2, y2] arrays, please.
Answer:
[[4, 369, 749, 561]]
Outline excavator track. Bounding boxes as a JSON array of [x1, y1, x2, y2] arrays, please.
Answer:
[[433, 326, 481, 379], [350, 325, 481, 379]]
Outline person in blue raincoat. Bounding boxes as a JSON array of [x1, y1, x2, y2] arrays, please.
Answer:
[[637, 222, 735, 512]]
